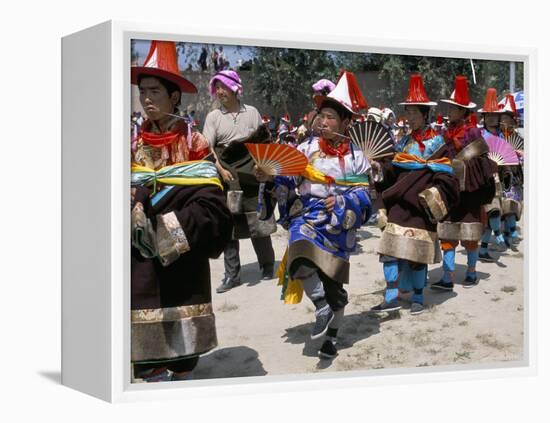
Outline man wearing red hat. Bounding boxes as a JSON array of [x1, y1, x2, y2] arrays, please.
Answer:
[[256, 71, 373, 359], [371, 74, 460, 315], [477, 88, 507, 262], [431, 76, 497, 291], [203, 70, 276, 293], [277, 113, 292, 141], [499, 94, 524, 249], [130, 41, 233, 382]]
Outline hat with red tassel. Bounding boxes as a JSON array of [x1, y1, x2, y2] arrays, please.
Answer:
[[262, 115, 271, 124], [469, 113, 478, 127], [499, 94, 518, 116], [131, 41, 197, 93], [314, 70, 368, 116], [434, 114, 445, 127], [399, 74, 437, 106], [281, 113, 291, 124], [440, 75, 476, 109], [478, 88, 502, 113]]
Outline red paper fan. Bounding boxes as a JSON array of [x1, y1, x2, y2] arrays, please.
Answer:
[[245, 143, 308, 176]]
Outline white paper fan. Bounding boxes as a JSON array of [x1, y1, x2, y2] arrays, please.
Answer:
[[504, 131, 524, 153], [348, 120, 395, 160]]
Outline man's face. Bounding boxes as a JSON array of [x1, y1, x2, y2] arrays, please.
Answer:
[[139, 77, 179, 121], [404, 106, 425, 131], [318, 106, 349, 141], [447, 104, 467, 124], [214, 80, 237, 107], [500, 113, 517, 131], [484, 113, 500, 128]]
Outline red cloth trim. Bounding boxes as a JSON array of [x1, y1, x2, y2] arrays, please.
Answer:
[[140, 119, 189, 148], [410, 127, 437, 153], [319, 137, 350, 173]]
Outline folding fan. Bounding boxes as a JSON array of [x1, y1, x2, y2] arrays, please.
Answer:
[[504, 131, 524, 153], [486, 134, 520, 166], [348, 120, 395, 160], [245, 143, 308, 176]]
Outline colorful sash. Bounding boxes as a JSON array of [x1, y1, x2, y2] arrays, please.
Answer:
[[301, 164, 369, 186], [392, 153, 453, 174], [131, 160, 223, 190]]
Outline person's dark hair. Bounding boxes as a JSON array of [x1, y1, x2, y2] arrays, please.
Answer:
[[137, 75, 181, 107], [417, 105, 431, 122], [405, 105, 431, 123], [320, 99, 353, 121]]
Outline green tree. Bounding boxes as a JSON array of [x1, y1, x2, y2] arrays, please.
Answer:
[[366, 54, 523, 107], [251, 47, 339, 119]]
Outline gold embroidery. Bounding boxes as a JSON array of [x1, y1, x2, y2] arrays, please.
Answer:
[[384, 222, 438, 242], [156, 211, 190, 266], [132, 302, 214, 323], [418, 186, 448, 222]]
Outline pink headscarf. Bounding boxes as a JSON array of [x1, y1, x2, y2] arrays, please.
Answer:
[[209, 70, 243, 97], [311, 78, 336, 94]]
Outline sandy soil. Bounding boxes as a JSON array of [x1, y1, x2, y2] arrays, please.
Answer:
[[193, 223, 524, 380]]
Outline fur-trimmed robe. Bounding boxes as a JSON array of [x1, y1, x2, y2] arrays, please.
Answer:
[[131, 184, 232, 364]]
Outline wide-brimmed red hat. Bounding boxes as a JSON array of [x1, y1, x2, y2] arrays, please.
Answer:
[[399, 74, 437, 106], [440, 75, 476, 109], [131, 41, 197, 93], [478, 88, 502, 113], [499, 94, 518, 116], [314, 70, 368, 116]]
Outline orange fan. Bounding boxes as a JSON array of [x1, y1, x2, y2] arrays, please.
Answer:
[[245, 143, 308, 176]]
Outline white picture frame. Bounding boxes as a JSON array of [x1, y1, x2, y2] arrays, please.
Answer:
[[61, 20, 537, 403]]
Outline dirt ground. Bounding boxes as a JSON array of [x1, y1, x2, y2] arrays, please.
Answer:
[[193, 223, 524, 380]]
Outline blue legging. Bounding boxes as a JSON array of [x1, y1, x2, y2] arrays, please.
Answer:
[[386, 259, 427, 304], [504, 214, 519, 241], [443, 248, 478, 282]]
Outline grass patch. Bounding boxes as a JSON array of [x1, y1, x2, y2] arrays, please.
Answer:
[[476, 333, 509, 350], [501, 285, 517, 294], [454, 351, 471, 362]]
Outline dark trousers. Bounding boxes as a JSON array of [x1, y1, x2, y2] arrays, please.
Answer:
[[290, 257, 349, 312], [224, 236, 275, 279], [134, 355, 199, 377]]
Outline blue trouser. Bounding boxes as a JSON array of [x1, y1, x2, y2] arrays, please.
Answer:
[[383, 260, 399, 303], [442, 247, 478, 281], [480, 215, 504, 253], [504, 214, 519, 242], [385, 259, 427, 304], [442, 248, 455, 283], [466, 249, 478, 279]]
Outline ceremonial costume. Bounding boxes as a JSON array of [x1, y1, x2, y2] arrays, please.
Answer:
[[499, 94, 524, 246], [477, 88, 507, 260], [373, 75, 460, 314], [261, 71, 372, 358], [130, 41, 233, 382], [432, 76, 497, 290]]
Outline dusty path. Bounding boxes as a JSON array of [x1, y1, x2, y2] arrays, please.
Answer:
[[193, 224, 524, 379]]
